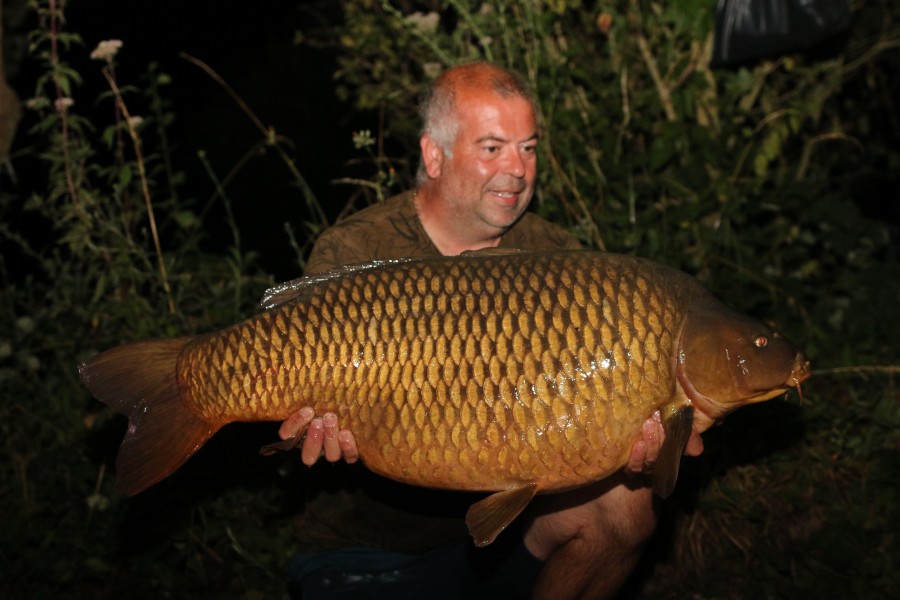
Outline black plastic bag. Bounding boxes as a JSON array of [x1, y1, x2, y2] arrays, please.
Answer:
[[712, 0, 852, 66]]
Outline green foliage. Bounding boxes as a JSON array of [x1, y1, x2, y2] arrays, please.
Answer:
[[315, 0, 900, 349], [306, 0, 900, 597], [2, 1, 290, 596]]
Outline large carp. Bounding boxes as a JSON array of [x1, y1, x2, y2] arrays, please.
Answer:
[[79, 249, 810, 546]]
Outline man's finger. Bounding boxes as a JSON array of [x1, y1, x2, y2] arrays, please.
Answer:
[[301, 418, 325, 466], [322, 413, 342, 462], [279, 406, 315, 440], [625, 440, 648, 474], [641, 413, 664, 465], [339, 430, 359, 464], [684, 426, 704, 456]]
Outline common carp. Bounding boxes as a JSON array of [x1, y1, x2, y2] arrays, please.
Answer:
[[79, 249, 810, 546]]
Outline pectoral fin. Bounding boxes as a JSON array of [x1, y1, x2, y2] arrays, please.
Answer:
[[652, 403, 694, 498], [465, 483, 537, 547]]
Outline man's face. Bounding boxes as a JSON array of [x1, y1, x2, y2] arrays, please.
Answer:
[[428, 89, 539, 236]]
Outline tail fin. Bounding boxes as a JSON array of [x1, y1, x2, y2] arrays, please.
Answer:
[[79, 337, 219, 495]]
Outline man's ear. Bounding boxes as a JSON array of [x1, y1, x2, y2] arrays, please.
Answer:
[[420, 133, 445, 178]]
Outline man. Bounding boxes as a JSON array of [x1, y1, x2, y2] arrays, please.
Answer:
[[279, 62, 703, 599]]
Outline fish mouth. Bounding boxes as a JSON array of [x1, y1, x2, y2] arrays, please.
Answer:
[[789, 355, 812, 386], [676, 349, 812, 429], [787, 355, 812, 400], [740, 352, 812, 404], [735, 351, 812, 405]]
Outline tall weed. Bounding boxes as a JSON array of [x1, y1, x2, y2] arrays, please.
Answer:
[[1, 1, 294, 595]]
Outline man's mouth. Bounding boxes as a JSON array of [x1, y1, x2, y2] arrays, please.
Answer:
[[489, 190, 522, 202]]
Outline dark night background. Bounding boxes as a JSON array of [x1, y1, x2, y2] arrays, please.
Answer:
[[2, 1, 899, 598], [15, 0, 373, 280], [6, 0, 899, 274]]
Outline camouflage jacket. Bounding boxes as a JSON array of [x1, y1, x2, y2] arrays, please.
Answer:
[[305, 190, 581, 274]]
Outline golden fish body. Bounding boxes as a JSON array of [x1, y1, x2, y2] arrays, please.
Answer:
[[184, 250, 683, 492], [80, 249, 811, 545]]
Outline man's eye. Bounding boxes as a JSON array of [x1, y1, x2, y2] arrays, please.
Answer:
[[523, 145, 538, 154]]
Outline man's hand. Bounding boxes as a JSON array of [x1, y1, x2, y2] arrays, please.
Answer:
[[624, 410, 704, 475], [279, 407, 359, 466], [280, 406, 703, 473]]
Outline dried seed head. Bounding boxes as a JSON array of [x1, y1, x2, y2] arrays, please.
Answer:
[[90, 39, 123, 62]]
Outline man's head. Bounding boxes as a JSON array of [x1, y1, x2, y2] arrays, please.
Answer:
[[418, 62, 538, 163], [415, 62, 540, 253]]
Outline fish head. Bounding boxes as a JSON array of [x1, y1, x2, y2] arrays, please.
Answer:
[[675, 306, 811, 429]]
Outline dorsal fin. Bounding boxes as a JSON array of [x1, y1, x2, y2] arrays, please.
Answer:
[[261, 249, 539, 309], [459, 247, 528, 257], [259, 258, 420, 309]]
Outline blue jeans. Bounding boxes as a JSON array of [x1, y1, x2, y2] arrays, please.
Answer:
[[287, 536, 542, 600]]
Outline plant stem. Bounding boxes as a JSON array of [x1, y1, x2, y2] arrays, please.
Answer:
[[179, 52, 328, 230], [102, 66, 176, 314], [636, 32, 677, 123], [48, 0, 80, 205]]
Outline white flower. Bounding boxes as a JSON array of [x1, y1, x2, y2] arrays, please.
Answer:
[[405, 12, 439, 34], [87, 493, 110, 511], [423, 62, 443, 79], [25, 97, 50, 110], [90, 39, 123, 62], [55, 97, 74, 113]]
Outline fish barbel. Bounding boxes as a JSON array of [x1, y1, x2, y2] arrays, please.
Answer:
[[79, 249, 811, 545]]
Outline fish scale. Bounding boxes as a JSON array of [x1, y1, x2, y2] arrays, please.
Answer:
[[177, 251, 677, 491], [80, 248, 810, 546]]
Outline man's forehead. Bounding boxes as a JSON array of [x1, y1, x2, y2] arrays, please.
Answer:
[[455, 93, 538, 138]]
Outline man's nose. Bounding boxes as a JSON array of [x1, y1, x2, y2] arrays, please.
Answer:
[[504, 147, 526, 178]]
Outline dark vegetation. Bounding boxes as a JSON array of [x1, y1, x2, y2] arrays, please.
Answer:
[[1, 1, 898, 598]]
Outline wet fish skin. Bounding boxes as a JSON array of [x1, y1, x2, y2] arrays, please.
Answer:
[[184, 250, 684, 491], [79, 249, 811, 546]]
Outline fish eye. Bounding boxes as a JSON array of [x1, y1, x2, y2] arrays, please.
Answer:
[[753, 336, 768, 348]]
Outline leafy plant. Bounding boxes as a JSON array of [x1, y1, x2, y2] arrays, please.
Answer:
[[2, 1, 296, 596]]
